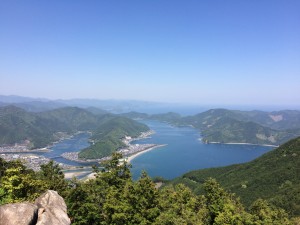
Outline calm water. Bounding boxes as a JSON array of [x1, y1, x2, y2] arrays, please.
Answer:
[[37, 121, 273, 180], [41, 132, 95, 167], [130, 120, 273, 180]]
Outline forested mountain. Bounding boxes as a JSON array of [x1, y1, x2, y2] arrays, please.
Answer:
[[122, 108, 300, 145], [234, 110, 300, 130], [84, 106, 109, 115], [0, 106, 149, 157], [37, 107, 101, 131], [79, 116, 149, 159], [0, 106, 56, 148], [121, 111, 182, 124], [0, 95, 164, 113], [183, 109, 300, 145], [169, 136, 300, 217]]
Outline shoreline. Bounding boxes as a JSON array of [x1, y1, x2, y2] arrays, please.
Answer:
[[60, 151, 103, 163], [126, 144, 167, 163], [207, 141, 278, 147], [0, 149, 51, 154], [63, 167, 94, 179]]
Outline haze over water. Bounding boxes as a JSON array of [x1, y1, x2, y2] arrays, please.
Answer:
[[131, 120, 273, 180]]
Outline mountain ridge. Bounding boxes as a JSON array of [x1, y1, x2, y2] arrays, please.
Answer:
[[0, 105, 149, 158], [122, 108, 300, 145]]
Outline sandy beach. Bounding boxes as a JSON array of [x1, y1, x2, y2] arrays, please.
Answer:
[[126, 144, 166, 163], [63, 171, 91, 179], [63, 167, 94, 179], [224, 142, 279, 147], [209, 141, 278, 147]]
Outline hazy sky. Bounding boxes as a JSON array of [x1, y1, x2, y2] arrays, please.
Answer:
[[0, 1, 299, 106]]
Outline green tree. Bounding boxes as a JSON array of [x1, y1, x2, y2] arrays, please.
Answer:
[[203, 178, 253, 225], [250, 198, 291, 225], [38, 160, 68, 196], [1, 166, 45, 202], [99, 152, 132, 189], [154, 184, 208, 225], [66, 179, 101, 225], [67, 153, 133, 225]]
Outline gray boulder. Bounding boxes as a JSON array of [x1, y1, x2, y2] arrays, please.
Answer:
[[0, 203, 38, 225], [35, 190, 70, 225], [0, 190, 70, 225]]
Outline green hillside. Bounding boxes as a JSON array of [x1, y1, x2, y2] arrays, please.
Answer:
[[37, 106, 101, 131], [121, 111, 182, 124], [235, 110, 300, 130], [123, 109, 300, 145], [170, 137, 300, 216], [0, 106, 56, 148], [0, 106, 149, 158], [182, 109, 300, 145], [79, 116, 149, 159], [0, 106, 104, 148]]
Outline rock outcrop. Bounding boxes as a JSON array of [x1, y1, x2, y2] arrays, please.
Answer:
[[0, 203, 38, 225], [35, 190, 70, 225], [0, 190, 70, 225]]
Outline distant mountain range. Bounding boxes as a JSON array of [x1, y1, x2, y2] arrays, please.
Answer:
[[0, 95, 183, 114], [169, 136, 300, 216], [1, 94, 300, 153], [122, 109, 300, 145], [0, 106, 149, 158]]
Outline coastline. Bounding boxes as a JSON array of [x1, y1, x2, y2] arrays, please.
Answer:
[[126, 144, 166, 163], [60, 130, 160, 163], [0, 149, 51, 154], [208, 141, 278, 147]]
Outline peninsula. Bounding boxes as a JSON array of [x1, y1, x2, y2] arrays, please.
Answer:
[[61, 130, 166, 164]]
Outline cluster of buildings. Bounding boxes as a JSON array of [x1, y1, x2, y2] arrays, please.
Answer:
[[0, 142, 30, 153], [119, 143, 157, 157], [0, 153, 71, 171], [0, 142, 72, 171], [1, 153, 48, 171]]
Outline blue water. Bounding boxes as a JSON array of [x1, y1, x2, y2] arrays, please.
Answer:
[[130, 120, 274, 180], [40, 133, 96, 167], [35, 121, 274, 180]]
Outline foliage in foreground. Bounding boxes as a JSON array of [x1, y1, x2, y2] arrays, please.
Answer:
[[0, 154, 298, 224]]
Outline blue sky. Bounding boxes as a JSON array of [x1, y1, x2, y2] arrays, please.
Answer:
[[0, 0, 299, 106]]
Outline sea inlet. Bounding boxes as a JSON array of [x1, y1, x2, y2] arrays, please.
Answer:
[[130, 120, 273, 180], [21, 120, 273, 180]]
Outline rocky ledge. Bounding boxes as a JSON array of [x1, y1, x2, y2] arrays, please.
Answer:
[[0, 190, 70, 225]]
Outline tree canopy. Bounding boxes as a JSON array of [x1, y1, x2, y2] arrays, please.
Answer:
[[0, 154, 298, 224]]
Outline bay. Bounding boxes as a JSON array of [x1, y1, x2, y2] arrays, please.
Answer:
[[130, 120, 274, 180]]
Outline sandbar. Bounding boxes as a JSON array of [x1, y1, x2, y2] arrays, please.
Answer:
[[126, 144, 166, 163]]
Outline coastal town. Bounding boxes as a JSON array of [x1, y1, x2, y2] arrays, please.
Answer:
[[0, 130, 165, 172], [0, 153, 71, 171], [0, 140, 73, 171], [0, 141, 49, 153]]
